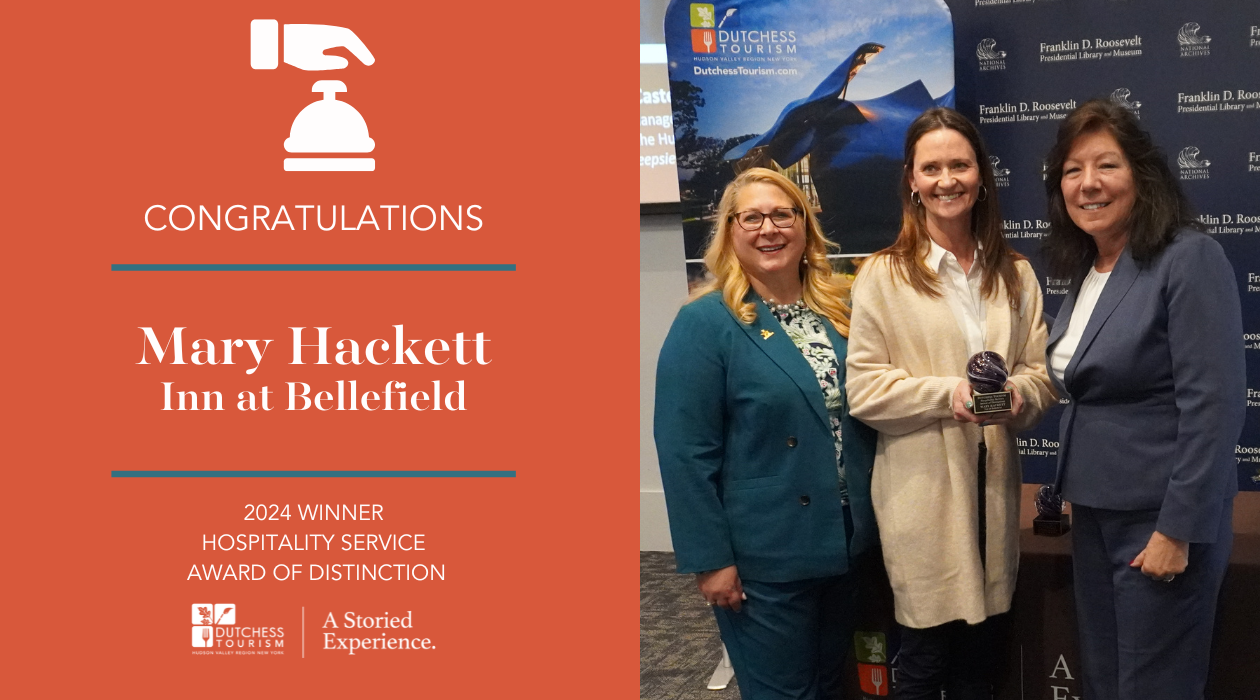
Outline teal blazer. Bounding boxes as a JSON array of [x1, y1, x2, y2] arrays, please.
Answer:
[[654, 292, 878, 582]]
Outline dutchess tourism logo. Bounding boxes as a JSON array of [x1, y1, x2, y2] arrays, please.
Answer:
[[690, 4, 717, 53], [1177, 146, 1210, 180], [1110, 88, 1141, 118], [191, 603, 285, 654], [1178, 22, 1211, 58], [977, 38, 1007, 71], [689, 3, 796, 57], [192, 603, 233, 647], [855, 631, 889, 696]]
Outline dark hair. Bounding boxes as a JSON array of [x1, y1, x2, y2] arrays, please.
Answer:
[[874, 107, 1024, 308], [1042, 99, 1199, 276]]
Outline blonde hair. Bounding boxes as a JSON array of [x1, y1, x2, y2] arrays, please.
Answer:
[[691, 168, 853, 337]]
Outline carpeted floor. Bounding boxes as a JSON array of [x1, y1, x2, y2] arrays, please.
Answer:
[[641, 551, 742, 700]]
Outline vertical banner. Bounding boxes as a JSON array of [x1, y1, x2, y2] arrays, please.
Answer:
[[4, 1, 637, 696], [661, 2, 953, 694], [664, 0, 955, 283], [951, 0, 1260, 491]]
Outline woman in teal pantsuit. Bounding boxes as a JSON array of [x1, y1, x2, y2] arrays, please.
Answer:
[[655, 168, 878, 700]]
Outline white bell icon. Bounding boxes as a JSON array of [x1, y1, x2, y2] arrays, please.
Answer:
[[283, 80, 375, 171]]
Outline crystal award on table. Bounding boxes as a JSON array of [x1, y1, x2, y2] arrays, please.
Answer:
[[1033, 484, 1071, 536], [967, 351, 1013, 414]]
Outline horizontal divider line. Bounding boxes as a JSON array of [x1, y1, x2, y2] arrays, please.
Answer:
[[111, 264, 515, 272], [111, 470, 516, 478]]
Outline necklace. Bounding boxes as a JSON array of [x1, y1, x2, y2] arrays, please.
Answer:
[[763, 297, 806, 314]]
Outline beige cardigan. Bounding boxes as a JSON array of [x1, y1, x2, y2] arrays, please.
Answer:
[[846, 254, 1054, 629]]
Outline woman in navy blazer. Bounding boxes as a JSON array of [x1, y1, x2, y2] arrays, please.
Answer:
[[655, 168, 878, 700], [1043, 100, 1245, 700]]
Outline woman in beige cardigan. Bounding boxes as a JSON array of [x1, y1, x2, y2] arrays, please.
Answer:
[[845, 108, 1054, 700]]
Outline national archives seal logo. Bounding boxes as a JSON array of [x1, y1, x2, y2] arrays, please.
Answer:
[[989, 155, 1011, 187], [1110, 88, 1141, 112], [1177, 147, 1210, 180], [977, 38, 1007, 71], [1178, 22, 1211, 45], [1178, 22, 1211, 57], [1177, 146, 1210, 169]]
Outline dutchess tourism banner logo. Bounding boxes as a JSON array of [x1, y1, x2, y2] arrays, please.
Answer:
[[191, 604, 285, 655], [690, 4, 717, 53], [689, 3, 796, 57], [854, 631, 890, 696]]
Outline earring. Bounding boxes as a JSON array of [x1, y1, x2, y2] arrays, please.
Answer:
[[911, 191, 922, 207], [977, 185, 989, 202]]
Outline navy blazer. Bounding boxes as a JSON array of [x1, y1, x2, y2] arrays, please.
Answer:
[[1047, 229, 1244, 543], [654, 292, 878, 582]]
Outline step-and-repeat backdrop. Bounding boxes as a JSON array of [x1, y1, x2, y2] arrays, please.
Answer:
[[666, 0, 1260, 492]]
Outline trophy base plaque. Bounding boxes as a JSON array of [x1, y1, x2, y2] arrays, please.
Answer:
[[1033, 513, 1071, 537], [972, 390, 1013, 414]]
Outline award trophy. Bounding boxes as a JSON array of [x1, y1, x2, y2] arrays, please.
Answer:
[[1033, 484, 1071, 536], [966, 352, 1014, 569], [967, 351, 1013, 414]]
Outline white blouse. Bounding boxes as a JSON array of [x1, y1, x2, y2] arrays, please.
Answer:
[[1050, 265, 1112, 384], [926, 237, 986, 357]]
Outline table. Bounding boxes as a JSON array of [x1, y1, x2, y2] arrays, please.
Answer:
[[839, 530, 1260, 698]]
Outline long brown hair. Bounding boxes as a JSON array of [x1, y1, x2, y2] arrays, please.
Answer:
[[691, 168, 853, 336], [1042, 98, 1199, 277], [873, 107, 1024, 309]]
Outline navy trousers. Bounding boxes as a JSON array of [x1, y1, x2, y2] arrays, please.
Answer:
[[711, 506, 858, 700], [893, 614, 1008, 700], [713, 572, 859, 700], [1071, 501, 1233, 700]]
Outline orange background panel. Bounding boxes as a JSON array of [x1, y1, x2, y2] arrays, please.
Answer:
[[3, 1, 637, 696]]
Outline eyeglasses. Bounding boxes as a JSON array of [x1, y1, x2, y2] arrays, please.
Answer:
[[732, 208, 799, 231]]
